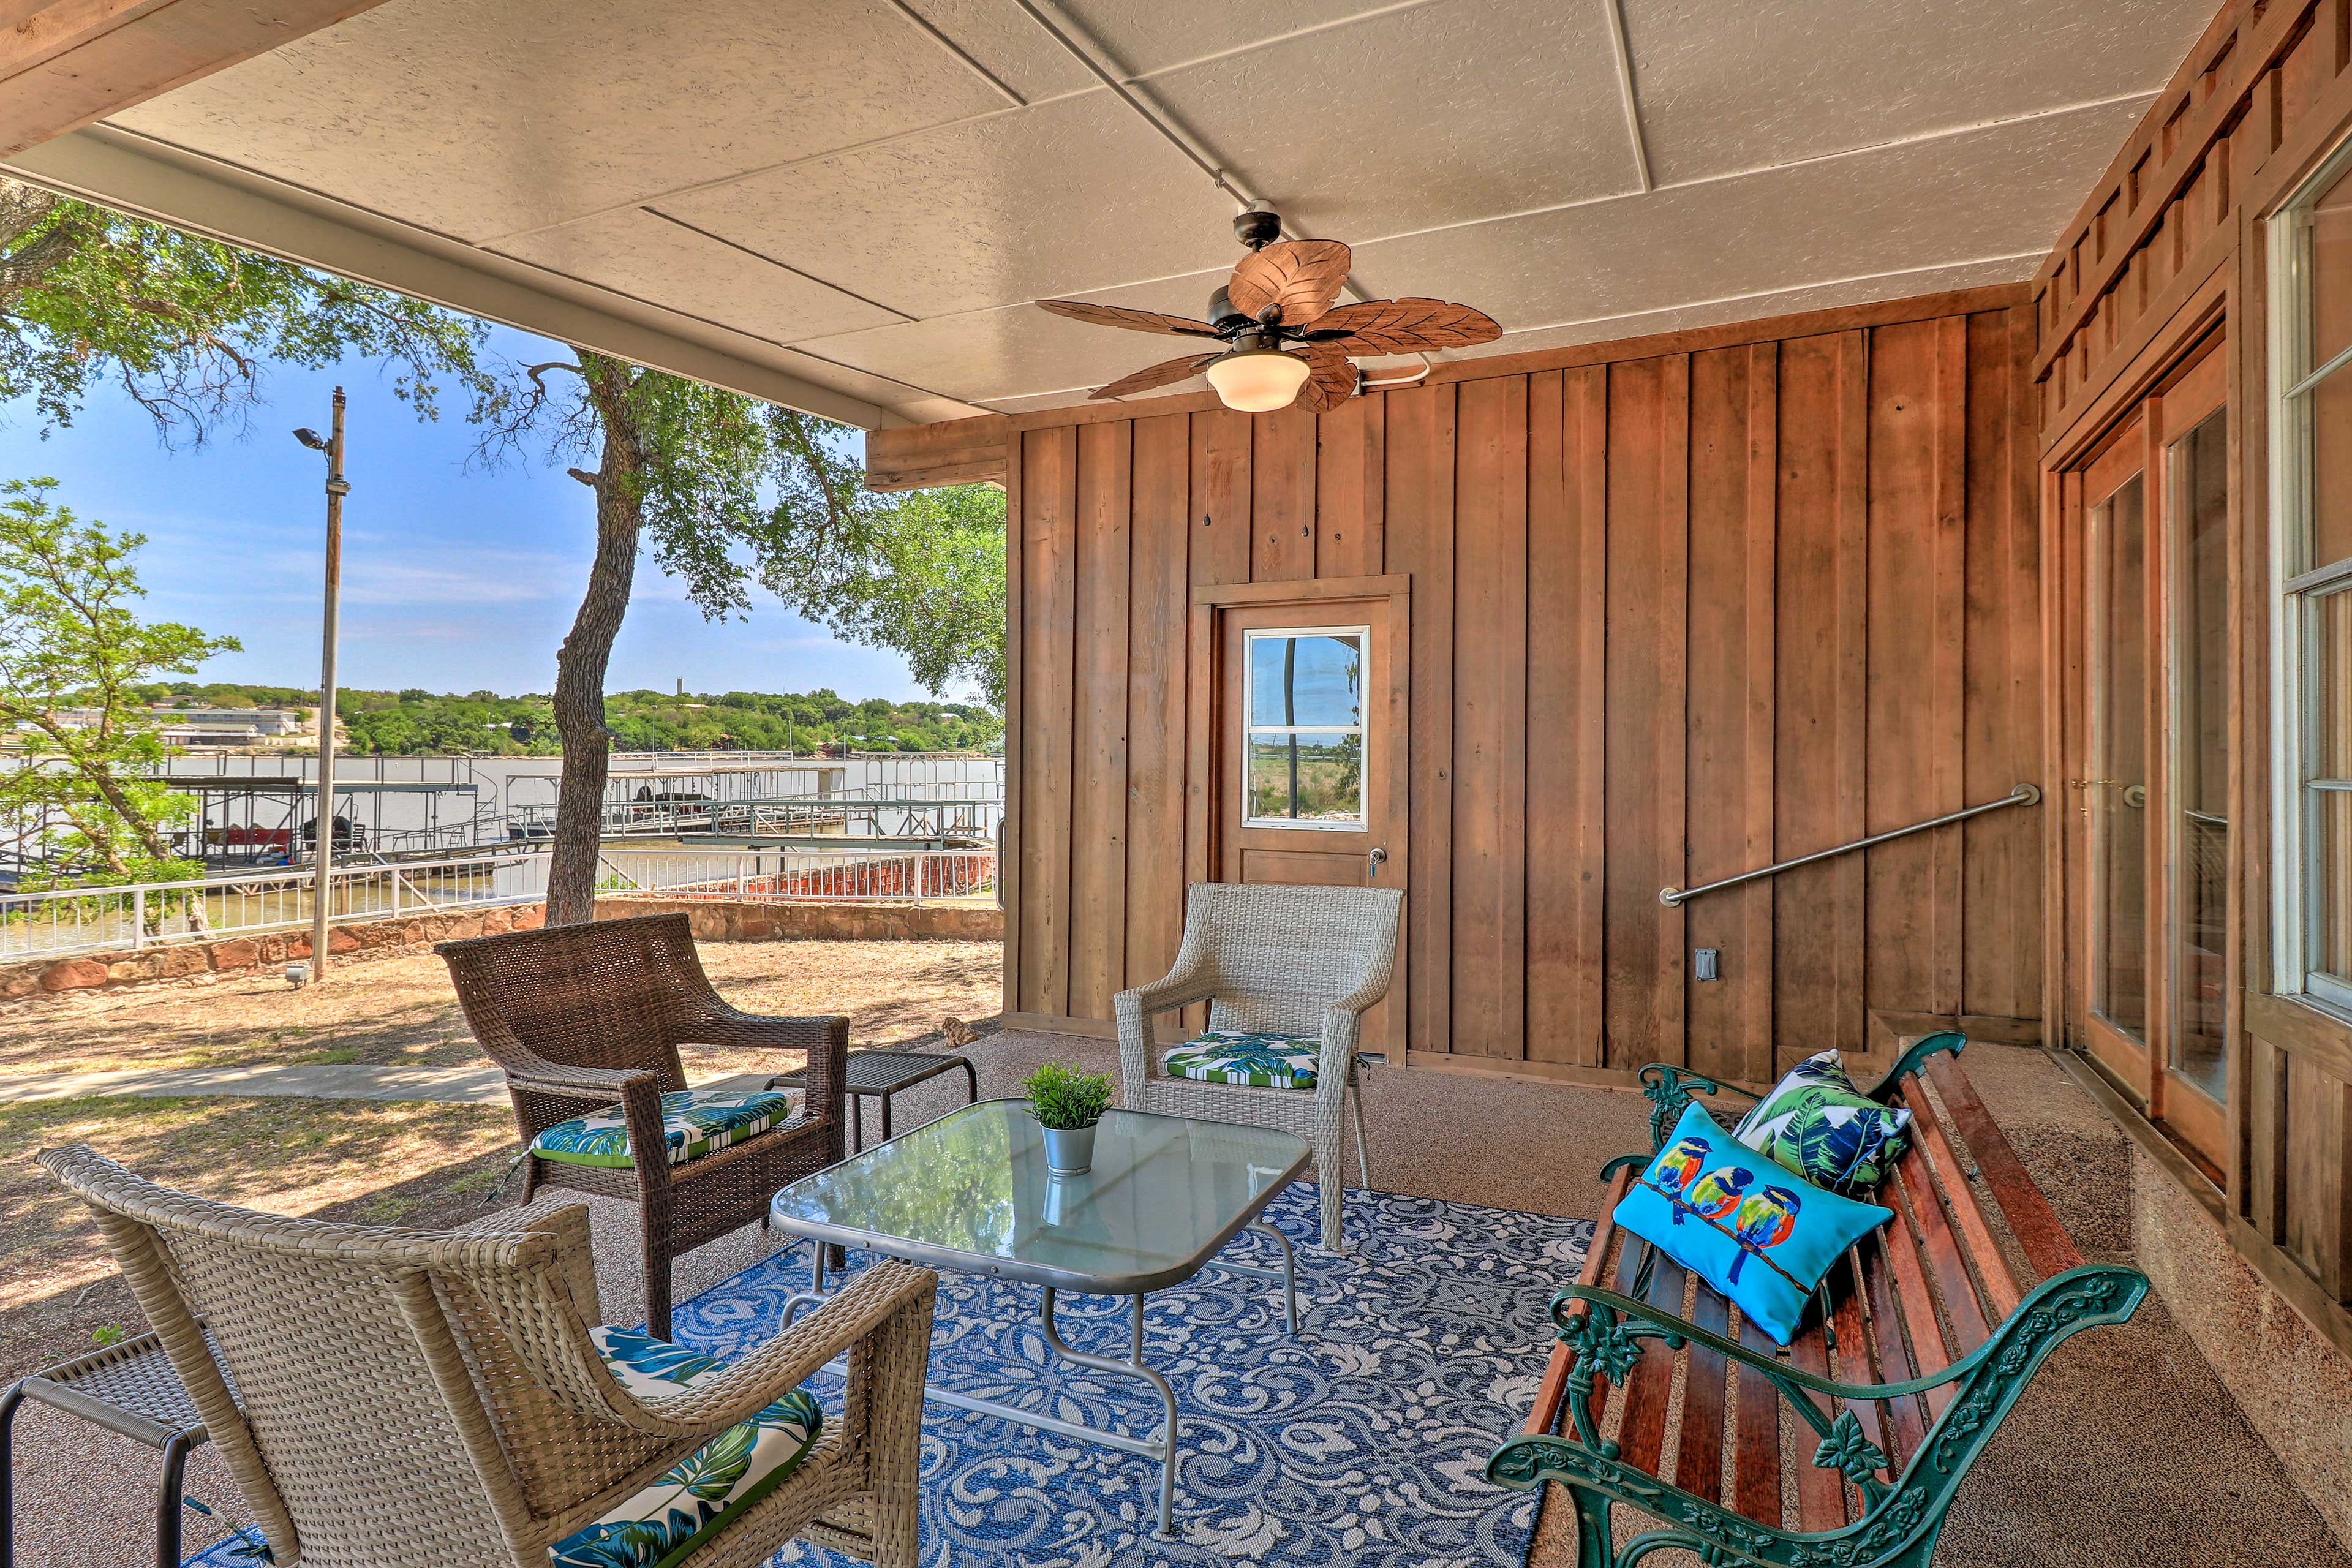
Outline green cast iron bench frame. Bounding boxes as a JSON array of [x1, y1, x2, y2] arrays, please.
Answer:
[[1484, 1033, 2149, 1568]]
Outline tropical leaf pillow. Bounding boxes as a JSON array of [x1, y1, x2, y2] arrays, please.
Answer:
[[1613, 1103, 1891, 1346], [1733, 1049, 1912, 1189]]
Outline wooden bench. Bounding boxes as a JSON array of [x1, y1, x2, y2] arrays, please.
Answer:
[[1485, 1033, 2148, 1568]]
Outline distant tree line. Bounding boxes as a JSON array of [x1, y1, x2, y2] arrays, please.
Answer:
[[125, 681, 1001, 756]]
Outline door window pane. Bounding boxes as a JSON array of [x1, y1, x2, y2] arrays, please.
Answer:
[[1248, 634, 1362, 728], [2094, 475, 2150, 1038], [1247, 735, 1363, 824], [1243, 627, 1368, 829], [2173, 411, 2229, 1099]]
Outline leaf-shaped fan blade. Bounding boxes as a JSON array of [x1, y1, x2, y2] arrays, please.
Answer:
[[1294, 344, 1358, 412], [1310, 297, 1502, 353], [1090, 353, 1220, 401], [1037, 298, 1218, 337], [1226, 239, 1352, 326]]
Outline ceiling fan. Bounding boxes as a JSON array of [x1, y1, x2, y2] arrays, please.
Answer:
[[1035, 209, 1502, 413]]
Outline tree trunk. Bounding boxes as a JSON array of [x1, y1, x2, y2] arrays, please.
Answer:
[[545, 360, 643, 925]]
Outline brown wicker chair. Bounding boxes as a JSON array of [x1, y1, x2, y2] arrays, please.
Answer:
[[40, 1144, 934, 1568], [436, 912, 848, 1340]]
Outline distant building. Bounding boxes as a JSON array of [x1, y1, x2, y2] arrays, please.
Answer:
[[24, 706, 314, 747]]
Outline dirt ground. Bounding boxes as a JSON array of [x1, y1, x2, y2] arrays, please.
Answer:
[[0, 937, 1006, 1077], [0, 935, 1004, 1566]]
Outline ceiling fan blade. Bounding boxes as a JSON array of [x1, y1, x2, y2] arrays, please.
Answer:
[[1309, 297, 1503, 353], [1037, 298, 1219, 337], [1294, 344, 1359, 412], [1227, 239, 1352, 326], [1090, 352, 1221, 401]]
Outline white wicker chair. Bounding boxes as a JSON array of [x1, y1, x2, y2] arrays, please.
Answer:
[[39, 1144, 935, 1568], [1113, 881, 1404, 1250]]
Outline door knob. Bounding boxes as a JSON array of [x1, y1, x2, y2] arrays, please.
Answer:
[[1368, 845, 1389, 879]]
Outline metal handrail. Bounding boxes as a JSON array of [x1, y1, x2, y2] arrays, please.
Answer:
[[1659, 782, 2041, 908]]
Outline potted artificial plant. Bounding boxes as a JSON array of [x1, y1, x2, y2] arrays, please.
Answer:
[[1023, 1061, 1112, 1175]]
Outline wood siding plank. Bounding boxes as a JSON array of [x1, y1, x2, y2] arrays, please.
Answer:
[[1019, 427, 1079, 1019], [1068, 422, 1132, 1022], [1452, 375, 1529, 1058], [1126, 415, 1192, 993], [1387, 384, 1456, 1055], [1316, 398, 1386, 578], [1687, 347, 1754, 1082], [1251, 407, 1317, 582]]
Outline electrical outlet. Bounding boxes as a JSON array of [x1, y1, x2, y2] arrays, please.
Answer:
[[1694, 948, 1721, 982]]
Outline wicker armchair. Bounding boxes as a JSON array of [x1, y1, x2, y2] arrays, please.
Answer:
[[436, 913, 848, 1339], [1113, 882, 1403, 1250], [39, 1144, 935, 1568]]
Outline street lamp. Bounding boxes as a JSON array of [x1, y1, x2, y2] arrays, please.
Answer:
[[293, 390, 349, 979]]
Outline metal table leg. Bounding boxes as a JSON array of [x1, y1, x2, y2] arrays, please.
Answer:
[[922, 1287, 1183, 1535]]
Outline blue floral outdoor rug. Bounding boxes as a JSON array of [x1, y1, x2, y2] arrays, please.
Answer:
[[185, 1184, 1587, 1568]]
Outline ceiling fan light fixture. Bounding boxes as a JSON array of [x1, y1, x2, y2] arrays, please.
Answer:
[[1205, 346, 1310, 412]]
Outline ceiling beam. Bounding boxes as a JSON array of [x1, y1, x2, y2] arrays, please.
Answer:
[[865, 414, 1008, 492], [0, 0, 393, 157], [6, 126, 897, 426]]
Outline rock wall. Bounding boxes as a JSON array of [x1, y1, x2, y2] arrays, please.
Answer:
[[0, 896, 1002, 1001]]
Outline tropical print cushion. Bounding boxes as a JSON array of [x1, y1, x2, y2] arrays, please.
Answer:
[[1614, 1103, 1891, 1348], [532, 1088, 800, 1169], [1162, 1030, 1321, 1089], [551, 1326, 825, 1568], [1732, 1049, 1913, 1189]]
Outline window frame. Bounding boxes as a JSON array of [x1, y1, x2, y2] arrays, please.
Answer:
[[2267, 151, 2352, 1015], [1238, 623, 1371, 832]]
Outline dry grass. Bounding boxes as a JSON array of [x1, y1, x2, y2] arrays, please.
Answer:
[[0, 1094, 513, 1380], [0, 937, 1005, 1077]]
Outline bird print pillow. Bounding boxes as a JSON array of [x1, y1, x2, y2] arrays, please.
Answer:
[[1732, 1049, 1914, 1190], [1613, 1104, 1892, 1347]]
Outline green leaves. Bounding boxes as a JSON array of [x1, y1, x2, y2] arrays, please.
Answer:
[[0, 177, 493, 448], [0, 480, 235, 884], [1023, 1061, 1112, 1131]]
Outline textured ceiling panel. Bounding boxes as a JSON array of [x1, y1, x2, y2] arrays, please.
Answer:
[[1623, 0, 2211, 185], [1141, 0, 1635, 243], [897, 0, 1099, 102], [1340, 97, 2146, 337], [798, 269, 1229, 404], [72, 0, 2217, 424], [109, 0, 1016, 242], [1058, 0, 1414, 76], [494, 207, 909, 345], [655, 91, 1238, 320]]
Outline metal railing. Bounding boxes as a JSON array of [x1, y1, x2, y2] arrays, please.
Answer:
[[1657, 783, 2041, 908], [0, 846, 999, 964]]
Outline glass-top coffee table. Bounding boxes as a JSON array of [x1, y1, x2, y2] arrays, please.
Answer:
[[767, 1099, 1309, 1533]]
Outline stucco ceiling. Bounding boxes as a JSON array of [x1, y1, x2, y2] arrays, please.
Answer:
[[15, 0, 2215, 424]]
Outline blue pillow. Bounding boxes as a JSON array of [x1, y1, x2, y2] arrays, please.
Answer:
[[1611, 1104, 1892, 1347]]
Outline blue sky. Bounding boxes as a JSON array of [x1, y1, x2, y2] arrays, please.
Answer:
[[0, 322, 937, 701]]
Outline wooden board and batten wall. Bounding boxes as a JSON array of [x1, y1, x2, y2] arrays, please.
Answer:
[[950, 287, 2046, 1093], [2031, 0, 2352, 1354]]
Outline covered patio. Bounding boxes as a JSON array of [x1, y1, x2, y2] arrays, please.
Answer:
[[5, 0, 2352, 1564]]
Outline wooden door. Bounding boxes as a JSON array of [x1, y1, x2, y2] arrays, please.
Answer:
[[2066, 340, 2229, 1170], [1192, 576, 1409, 1055]]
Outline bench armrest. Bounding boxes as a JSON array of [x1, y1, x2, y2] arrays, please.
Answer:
[[1626, 1063, 1760, 1157]]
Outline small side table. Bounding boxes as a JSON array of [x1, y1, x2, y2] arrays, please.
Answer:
[[764, 1049, 979, 1153], [1, 1330, 233, 1568]]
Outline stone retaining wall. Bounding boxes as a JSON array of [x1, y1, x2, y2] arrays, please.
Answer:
[[0, 895, 1001, 1001]]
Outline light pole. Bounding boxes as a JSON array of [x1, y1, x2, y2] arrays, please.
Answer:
[[293, 390, 348, 979]]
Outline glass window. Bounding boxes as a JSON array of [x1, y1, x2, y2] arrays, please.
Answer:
[[2092, 475, 2150, 1038], [2173, 409, 2230, 1099], [1242, 629, 1366, 827], [2271, 158, 2352, 1010]]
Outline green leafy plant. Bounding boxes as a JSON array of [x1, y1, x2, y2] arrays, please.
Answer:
[[91, 1324, 125, 1347], [1022, 1062, 1111, 1131]]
